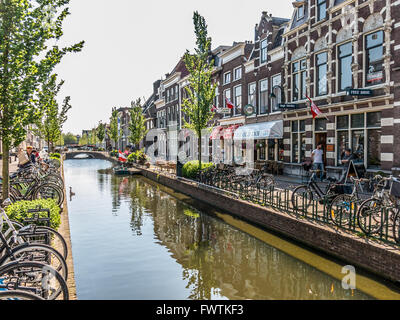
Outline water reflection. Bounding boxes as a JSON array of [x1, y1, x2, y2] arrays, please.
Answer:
[[110, 170, 371, 300], [65, 159, 374, 300]]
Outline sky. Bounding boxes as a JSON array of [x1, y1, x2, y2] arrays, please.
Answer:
[[56, 0, 293, 135]]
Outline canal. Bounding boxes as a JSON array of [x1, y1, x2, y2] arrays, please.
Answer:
[[64, 159, 400, 300]]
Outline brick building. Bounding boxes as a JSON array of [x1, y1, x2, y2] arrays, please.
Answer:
[[281, 0, 400, 177]]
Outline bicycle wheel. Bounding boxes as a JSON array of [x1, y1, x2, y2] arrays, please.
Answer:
[[0, 290, 44, 300], [0, 243, 68, 281], [0, 261, 68, 300], [33, 183, 64, 207], [10, 221, 68, 260], [328, 194, 354, 227], [291, 185, 313, 211], [357, 198, 385, 235]]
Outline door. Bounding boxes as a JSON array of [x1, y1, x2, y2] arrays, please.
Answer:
[[315, 133, 327, 164]]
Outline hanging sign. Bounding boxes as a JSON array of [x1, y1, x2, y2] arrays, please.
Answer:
[[278, 103, 297, 109], [243, 104, 255, 116]]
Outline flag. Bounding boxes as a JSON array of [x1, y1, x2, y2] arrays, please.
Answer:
[[305, 95, 324, 119], [118, 150, 127, 162], [225, 98, 235, 110], [211, 105, 217, 112]]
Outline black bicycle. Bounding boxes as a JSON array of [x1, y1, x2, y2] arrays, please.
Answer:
[[291, 170, 339, 211]]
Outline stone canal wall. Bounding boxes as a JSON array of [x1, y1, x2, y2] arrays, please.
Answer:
[[137, 166, 400, 284], [60, 157, 77, 300]]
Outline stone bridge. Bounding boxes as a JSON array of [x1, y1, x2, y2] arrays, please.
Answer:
[[64, 151, 115, 161]]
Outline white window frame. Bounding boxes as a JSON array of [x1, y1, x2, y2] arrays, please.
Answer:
[[248, 82, 257, 109], [297, 5, 305, 20], [260, 39, 268, 64], [233, 85, 242, 116], [224, 72, 231, 85], [234, 67, 242, 81], [258, 78, 269, 115]]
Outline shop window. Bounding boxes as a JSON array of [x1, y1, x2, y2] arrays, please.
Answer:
[[367, 112, 381, 127], [291, 120, 306, 163], [365, 31, 384, 86], [337, 115, 349, 130], [367, 129, 381, 168], [315, 118, 327, 131], [351, 114, 364, 128]]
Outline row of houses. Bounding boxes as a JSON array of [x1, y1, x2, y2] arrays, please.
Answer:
[[114, 0, 400, 178]]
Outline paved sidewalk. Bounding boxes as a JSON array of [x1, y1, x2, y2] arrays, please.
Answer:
[[0, 156, 19, 175]]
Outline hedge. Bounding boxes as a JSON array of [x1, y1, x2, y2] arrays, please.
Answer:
[[5, 199, 61, 230], [50, 153, 61, 159], [182, 161, 214, 179]]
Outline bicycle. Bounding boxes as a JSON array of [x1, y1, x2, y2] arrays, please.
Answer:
[[357, 175, 400, 235], [328, 176, 369, 227], [291, 170, 339, 211]]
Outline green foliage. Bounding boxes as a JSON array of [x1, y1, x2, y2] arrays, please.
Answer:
[[182, 12, 216, 168], [34, 74, 72, 152], [109, 108, 121, 149], [6, 199, 61, 230], [182, 160, 214, 179], [0, 0, 84, 198], [96, 122, 105, 143], [50, 153, 60, 159], [79, 133, 88, 146], [128, 98, 148, 147], [109, 150, 118, 158], [63, 132, 78, 145], [127, 149, 147, 164]]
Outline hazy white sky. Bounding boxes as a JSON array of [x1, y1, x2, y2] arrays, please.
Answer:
[[56, 0, 293, 135]]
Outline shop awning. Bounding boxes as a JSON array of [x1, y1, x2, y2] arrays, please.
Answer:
[[233, 120, 283, 141], [209, 126, 223, 140], [224, 124, 241, 140]]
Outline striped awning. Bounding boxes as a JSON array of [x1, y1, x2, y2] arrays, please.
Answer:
[[209, 126, 223, 140], [224, 124, 241, 140]]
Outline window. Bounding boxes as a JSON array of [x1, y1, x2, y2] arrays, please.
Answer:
[[316, 52, 328, 96], [292, 120, 306, 163], [248, 83, 256, 107], [271, 74, 282, 112], [223, 89, 231, 117], [297, 5, 304, 19], [336, 112, 381, 168], [365, 31, 384, 86], [234, 67, 242, 81], [233, 86, 242, 116], [224, 72, 231, 84], [260, 39, 268, 64], [338, 42, 353, 91], [292, 59, 307, 101], [317, 0, 327, 22], [214, 86, 220, 108], [315, 118, 327, 132], [259, 79, 268, 114]]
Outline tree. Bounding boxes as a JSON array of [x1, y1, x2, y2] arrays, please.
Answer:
[[128, 98, 147, 150], [63, 132, 78, 145], [79, 133, 88, 146], [96, 122, 105, 145], [181, 12, 217, 169], [0, 0, 84, 198], [109, 107, 120, 150], [35, 74, 72, 152]]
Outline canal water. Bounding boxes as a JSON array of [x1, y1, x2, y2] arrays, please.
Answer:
[[64, 159, 400, 300]]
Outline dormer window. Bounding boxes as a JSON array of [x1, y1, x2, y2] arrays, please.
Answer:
[[297, 5, 304, 19]]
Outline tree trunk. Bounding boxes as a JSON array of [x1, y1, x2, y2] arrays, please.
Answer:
[[198, 132, 202, 170], [2, 141, 10, 201]]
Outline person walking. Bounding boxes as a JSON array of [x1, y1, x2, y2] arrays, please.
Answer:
[[311, 144, 324, 182]]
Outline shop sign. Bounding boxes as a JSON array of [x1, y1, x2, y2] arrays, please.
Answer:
[[326, 145, 335, 152], [278, 103, 297, 109], [217, 108, 232, 115], [346, 88, 373, 97]]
